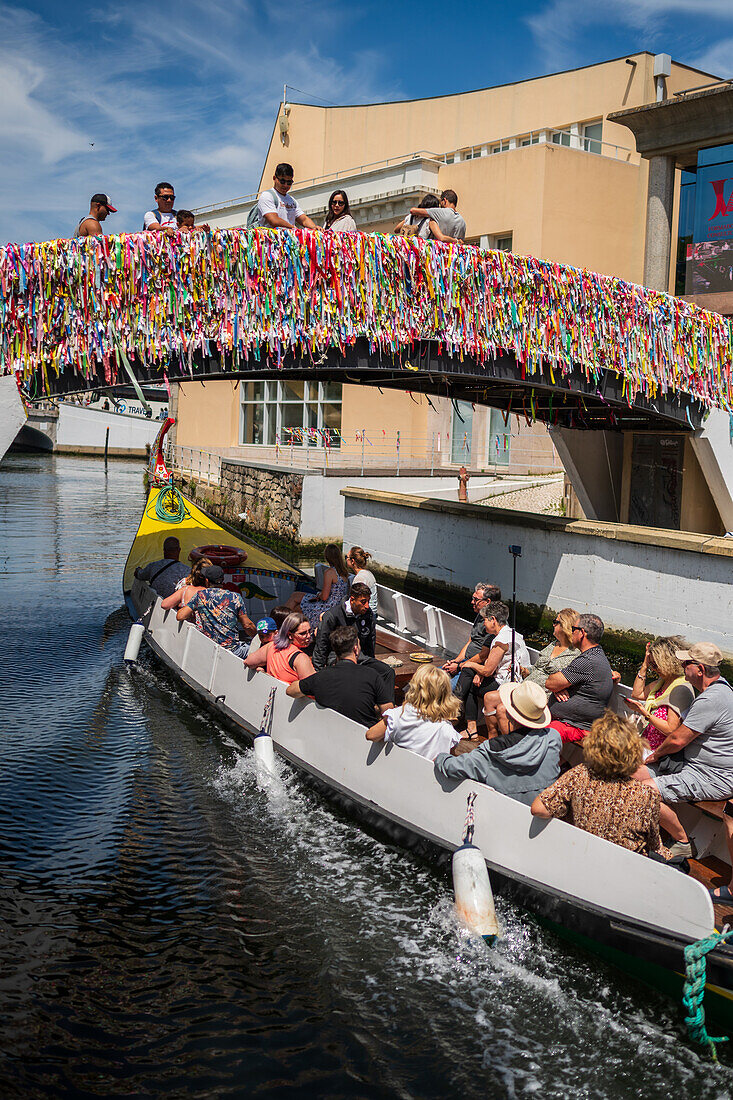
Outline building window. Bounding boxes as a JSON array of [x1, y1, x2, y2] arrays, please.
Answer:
[[551, 129, 571, 147], [488, 408, 510, 466], [582, 120, 603, 154], [491, 140, 510, 154], [451, 400, 473, 464], [520, 133, 540, 147], [491, 233, 513, 252], [241, 380, 342, 448], [464, 146, 481, 160]]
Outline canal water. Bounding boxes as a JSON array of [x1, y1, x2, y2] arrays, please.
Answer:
[[2, 452, 732, 1098]]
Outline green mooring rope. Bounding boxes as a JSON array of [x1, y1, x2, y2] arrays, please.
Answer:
[[683, 928, 733, 1060], [147, 483, 189, 525]]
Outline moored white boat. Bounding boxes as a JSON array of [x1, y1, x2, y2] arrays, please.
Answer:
[[123, 477, 733, 1035]]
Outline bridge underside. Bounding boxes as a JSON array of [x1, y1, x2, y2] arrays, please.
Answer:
[[30, 339, 703, 431]]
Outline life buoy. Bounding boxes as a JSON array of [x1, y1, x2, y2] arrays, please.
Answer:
[[189, 544, 248, 569]]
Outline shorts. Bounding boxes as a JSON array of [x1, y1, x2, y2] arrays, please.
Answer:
[[647, 757, 733, 802], [549, 719, 588, 744]]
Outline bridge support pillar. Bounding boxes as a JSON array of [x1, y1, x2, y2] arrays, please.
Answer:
[[549, 427, 624, 522], [643, 154, 676, 292], [690, 409, 733, 534]]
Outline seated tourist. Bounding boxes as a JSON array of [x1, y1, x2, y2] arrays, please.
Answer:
[[442, 582, 501, 695], [434, 680, 561, 805], [634, 642, 733, 860], [245, 611, 314, 683], [522, 608, 579, 697], [176, 564, 256, 657], [532, 712, 666, 857], [160, 558, 210, 616], [134, 536, 189, 597], [287, 544, 351, 630], [366, 665, 461, 760], [286, 625, 394, 728], [312, 582, 375, 665], [622, 636, 694, 751], [545, 613, 614, 743], [460, 602, 529, 740], [346, 546, 378, 613], [245, 616, 278, 655]]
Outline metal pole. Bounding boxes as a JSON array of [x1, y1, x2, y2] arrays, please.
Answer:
[[397, 430, 400, 476], [361, 429, 365, 476], [430, 432, 434, 476], [104, 426, 109, 473], [508, 545, 522, 682]]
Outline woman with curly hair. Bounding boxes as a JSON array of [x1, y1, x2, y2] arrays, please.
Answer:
[[366, 664, 461, 760], [531, 711, 666, 856], [622, 636, 695, 751]]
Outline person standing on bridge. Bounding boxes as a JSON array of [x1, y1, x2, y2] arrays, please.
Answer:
[[409, 189, 466, 242], [143, 182, 177, 232], [76, 193, 116, 237], [256, 164, 317, 230]]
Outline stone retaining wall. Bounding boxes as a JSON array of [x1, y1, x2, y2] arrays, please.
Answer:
[[219, 460, 303, 542]]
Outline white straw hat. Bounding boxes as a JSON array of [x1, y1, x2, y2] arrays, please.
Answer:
[[498, 680, 552, 730]]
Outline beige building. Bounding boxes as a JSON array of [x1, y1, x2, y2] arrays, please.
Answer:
[[175, 52, 725, 529]]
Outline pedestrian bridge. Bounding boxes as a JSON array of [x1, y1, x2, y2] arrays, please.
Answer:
[[1, 229, 731, 431]]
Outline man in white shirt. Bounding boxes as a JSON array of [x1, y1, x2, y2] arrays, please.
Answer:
[[143, 182, 177, 232], [257, 163, 317, 230]]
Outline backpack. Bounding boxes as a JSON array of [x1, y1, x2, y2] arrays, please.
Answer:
[[247, 189, 278, 229]]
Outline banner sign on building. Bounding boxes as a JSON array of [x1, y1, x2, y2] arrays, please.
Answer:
[[686, 143, 733, 294]]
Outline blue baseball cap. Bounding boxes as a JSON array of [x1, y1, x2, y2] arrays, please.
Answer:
[[256, 617, 277, 634]]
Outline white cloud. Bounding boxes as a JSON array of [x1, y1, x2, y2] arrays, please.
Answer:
[[526, 0, 733, 70], [0, 0, 401, 245]]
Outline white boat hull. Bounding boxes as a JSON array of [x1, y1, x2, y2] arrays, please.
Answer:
[[0, 375, 26, 463], [131, 577, 716, 949]]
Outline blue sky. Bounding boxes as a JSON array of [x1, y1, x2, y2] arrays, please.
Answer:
[[1, 0, 732, 245]]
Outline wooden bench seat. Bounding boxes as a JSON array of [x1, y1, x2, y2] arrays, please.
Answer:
[[694, 800, 729, 822]]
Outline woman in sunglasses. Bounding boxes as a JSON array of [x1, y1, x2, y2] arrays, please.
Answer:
[[521, 608, 579, 698], [323, 190, 356, 232]]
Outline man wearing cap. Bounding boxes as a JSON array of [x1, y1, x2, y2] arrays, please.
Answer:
[[635, 642, 733, 860], [134, 536, 188, 598], [76, 194, 117, 237], [433, 680, 562, 805], [176, 564, 256, 657]]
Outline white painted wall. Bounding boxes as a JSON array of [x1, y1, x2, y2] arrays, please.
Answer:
[[56, 403, 162, 453], [342, 490, 733, 655], [299, 475, 499, 539]]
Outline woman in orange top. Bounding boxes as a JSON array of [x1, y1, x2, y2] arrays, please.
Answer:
[[244, 611, 315, 684]]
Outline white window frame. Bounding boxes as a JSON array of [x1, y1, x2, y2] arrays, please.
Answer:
[[240, 380, 342, 448]]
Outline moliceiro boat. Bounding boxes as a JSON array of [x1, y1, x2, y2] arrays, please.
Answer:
[[124, 434, 733, 1035]]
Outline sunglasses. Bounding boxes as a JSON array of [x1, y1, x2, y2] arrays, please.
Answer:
[[277, 177, 294, 184], [552, 619, 561, 626], [332, 199, 345, 206], [159, 195, 175, 202]]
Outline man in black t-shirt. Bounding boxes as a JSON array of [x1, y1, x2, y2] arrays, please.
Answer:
[[287, 625, 394, 728], [545, 612, 614, 742]]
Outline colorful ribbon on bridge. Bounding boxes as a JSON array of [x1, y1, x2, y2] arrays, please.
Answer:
[[1, 228, 731, 411]]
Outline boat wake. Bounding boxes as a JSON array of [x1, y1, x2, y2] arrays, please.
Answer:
[[214, 740, 733, 1098]]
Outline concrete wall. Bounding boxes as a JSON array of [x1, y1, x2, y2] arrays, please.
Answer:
[[341, 487, 733, 656]]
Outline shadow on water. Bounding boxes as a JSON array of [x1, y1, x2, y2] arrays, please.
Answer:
[[1, 453, 732, 1098]]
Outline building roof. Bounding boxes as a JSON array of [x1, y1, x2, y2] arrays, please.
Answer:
[[609, 82, 733, 167]]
